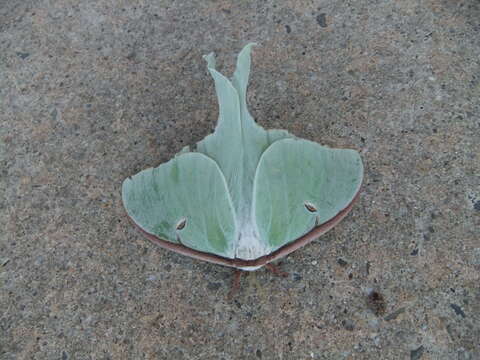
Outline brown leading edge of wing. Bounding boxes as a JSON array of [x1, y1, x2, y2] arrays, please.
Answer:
[[126, 189, 361, 270]]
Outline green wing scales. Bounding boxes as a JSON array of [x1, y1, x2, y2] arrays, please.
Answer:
[[253, 138, 363, 252], [122, 153, 237, 257]]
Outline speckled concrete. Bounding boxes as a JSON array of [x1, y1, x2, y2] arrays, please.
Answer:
[[1, 1, 479, 359]]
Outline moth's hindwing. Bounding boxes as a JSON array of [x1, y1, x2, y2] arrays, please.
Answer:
[[122, 152, 237, 258], [253, 138, 363, 251]]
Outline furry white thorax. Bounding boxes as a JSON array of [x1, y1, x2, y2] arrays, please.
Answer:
[[235, 220, 269, 260]]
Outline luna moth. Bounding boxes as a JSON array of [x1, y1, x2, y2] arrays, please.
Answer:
[[122, 43, 363, 272]]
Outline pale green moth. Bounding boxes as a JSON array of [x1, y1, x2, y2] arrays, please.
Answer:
[[122, 44, 363, 271]]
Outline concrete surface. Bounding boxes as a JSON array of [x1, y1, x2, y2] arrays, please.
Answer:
[[1, 0, 479, 359]]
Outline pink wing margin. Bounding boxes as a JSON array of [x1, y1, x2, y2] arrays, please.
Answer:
[[124, 187, 361, 270]]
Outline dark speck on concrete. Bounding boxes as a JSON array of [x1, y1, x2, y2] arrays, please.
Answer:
[[207, 282, 222, 291], [410, 248, 418, 256], [342, 319, 355, 331], [256, 349, 262, 358], [410, 345, 424, 360], [474, 200, 480, 211], [285, 25, 291, 33], [16, 51, 30, 59], [62, 351, 68, 360], [337, 258, 348, 266], [367, 291, 386, 316], [292, 273, 302, 281], [450, 303, 466, 318], [316, 13, 327, 27]]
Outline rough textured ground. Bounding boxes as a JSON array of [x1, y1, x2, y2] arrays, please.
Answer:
[[1, 1, 479, 359]]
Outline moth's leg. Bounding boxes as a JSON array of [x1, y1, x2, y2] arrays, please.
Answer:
[[227, 269, 244, 299], [265, 263, 288, 277]]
